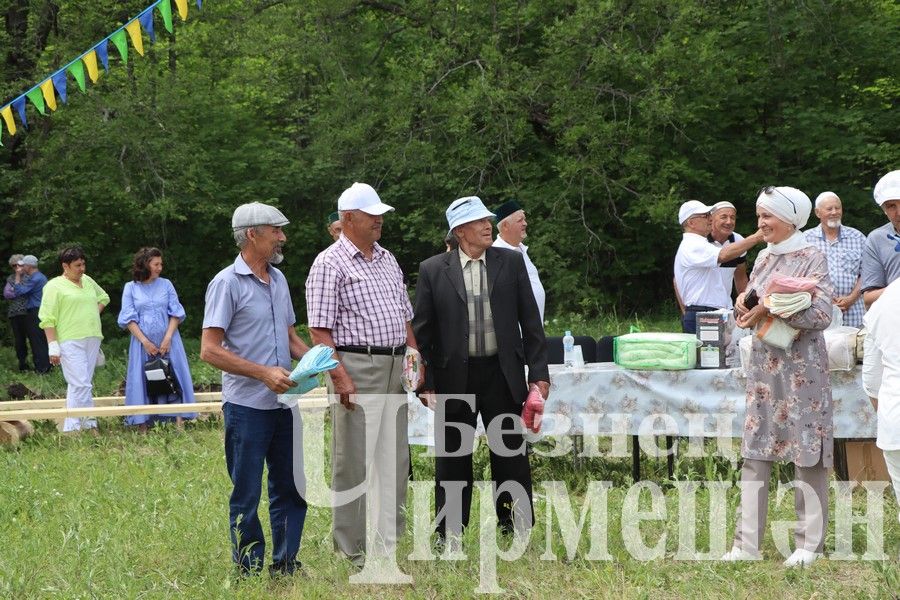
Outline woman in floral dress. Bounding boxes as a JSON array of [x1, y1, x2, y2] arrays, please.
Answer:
[[722, 186, 833, 567]]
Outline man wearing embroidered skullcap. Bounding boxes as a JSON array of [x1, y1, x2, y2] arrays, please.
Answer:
[[709, 200, 751, 301], [803, 192, 867, 327], [326, 211, 342, 242], [201, 201, 312, 576], [413, 195, 549, 541], [861, 170, 900, 307], [492, 200, 546, 322], [306, 182, 421, 568], [674, 200, 763, 333]]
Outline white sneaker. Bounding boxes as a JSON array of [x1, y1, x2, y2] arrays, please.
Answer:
[[720, 547, 757, 561], [783, 548, 822, 567]]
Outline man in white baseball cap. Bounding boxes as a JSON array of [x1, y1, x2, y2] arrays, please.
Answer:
[[861, 170, 900, 307], [674, 200, 763, 333], [307, 181, 419, 569]]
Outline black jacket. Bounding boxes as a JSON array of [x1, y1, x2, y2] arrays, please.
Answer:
[[412, 246, 549, 405]]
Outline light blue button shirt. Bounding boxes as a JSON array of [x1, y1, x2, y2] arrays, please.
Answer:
[[202, 254, 296, 410]]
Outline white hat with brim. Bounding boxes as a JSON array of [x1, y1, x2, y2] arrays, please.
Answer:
[[446, 196, 496, 234], [678, 200, 712, 225], [874, 170, 900, 206], [232, 202, 290, 230], [337, 182, 394, 215]]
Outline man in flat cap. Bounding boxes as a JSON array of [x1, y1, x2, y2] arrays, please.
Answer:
[[804, 192, 867, 327], [492, 200, 545, 322], [862, 170, 900, 308], [413, 196, 549, 540], [201, 202, 311, 576], [674, 200, 762, 333], [306, 182, 420, 568], [326, 211, 342, 242]]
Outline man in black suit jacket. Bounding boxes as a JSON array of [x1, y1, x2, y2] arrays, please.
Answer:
[[413, 196, 549, 539]]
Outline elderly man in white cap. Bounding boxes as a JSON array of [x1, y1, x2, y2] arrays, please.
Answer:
[[492, 199, 545, 322], [861, 170, 900, 307], [803, 191, 867, 327], [413, 196, 548, 541], [306, 182, 420, 568], [710, 200, 751, 297], [201, 202, 312, 576], [674, 200, 762, 333]]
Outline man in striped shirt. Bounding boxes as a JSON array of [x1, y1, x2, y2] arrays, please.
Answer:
[[306, 182, 421, 569]]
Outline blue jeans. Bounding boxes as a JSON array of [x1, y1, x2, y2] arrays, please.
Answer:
[[223, 402, 307, 573]]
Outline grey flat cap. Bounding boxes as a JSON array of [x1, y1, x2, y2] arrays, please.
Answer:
[[18, 255, 38, 267], [232, 202, 290, 230]]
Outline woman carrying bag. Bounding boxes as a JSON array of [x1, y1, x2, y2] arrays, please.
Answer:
[[118, 247, 196, 431], [722, 186, 834, 567]]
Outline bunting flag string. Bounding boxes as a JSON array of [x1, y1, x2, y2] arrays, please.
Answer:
[[0, 0, 204, 146]]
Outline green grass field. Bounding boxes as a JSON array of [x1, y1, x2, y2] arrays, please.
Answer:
[[1, 313, 898, 598]]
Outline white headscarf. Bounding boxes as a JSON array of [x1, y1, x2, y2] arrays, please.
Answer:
[[756, 186, 812, 256]]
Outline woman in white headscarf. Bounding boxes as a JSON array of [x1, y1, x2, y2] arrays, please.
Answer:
[[722, 186, 834, 567]]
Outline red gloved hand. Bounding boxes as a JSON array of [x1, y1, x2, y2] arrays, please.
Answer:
[[521, 385, 545, 433]]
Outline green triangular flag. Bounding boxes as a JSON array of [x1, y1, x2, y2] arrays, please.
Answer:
[[25, 88, 46, 115], [110, 30, 128, 64], [158, 0, 174, 34], [68, 61, 86, 93]]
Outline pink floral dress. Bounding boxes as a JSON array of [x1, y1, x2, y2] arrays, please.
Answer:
[[742, 246, 834, 467]]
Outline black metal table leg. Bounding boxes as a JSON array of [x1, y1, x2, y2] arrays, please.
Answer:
[[632, 434, 641, 482]]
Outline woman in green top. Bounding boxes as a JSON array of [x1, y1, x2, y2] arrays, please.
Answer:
[[39, 247, 110, 433]]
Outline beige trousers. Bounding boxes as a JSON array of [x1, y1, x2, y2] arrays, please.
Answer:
[[733, 457, 829, 556], [329, 351, 409, 566]]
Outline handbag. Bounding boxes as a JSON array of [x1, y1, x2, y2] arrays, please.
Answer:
[[144, 356, 182, 399]]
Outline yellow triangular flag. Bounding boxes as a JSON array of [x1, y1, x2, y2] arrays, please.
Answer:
[[125, 20, 144, 56], [174, 0, 188, 21], [1, 105, 16, 137], [83, 51, 100, 83], [40, 80, 57, 111]]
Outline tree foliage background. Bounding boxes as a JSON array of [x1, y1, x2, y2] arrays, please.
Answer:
[[2, 0, 898, 338]]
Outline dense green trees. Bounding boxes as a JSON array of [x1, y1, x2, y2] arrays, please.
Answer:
[[2, 0, 897, 338]]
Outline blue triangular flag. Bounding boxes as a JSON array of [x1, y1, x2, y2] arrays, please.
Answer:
[[12, 97, 27, 129], [197, 0, 202, 8], [138, 10, 156, 42], [50, 71, 68, 104], [95, 40, 110, 72]]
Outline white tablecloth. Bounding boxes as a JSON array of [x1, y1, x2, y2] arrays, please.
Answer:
[[406, 363, 876, 443]]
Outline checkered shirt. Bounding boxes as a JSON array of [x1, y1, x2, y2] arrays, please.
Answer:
[[306, 235, 413, 346], [803, 224, 866, 327]]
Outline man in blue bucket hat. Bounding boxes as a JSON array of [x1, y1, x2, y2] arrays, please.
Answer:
[[413, 195, 549, 541]]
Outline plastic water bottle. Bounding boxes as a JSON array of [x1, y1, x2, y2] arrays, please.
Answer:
[[563, 330, 575, 368]]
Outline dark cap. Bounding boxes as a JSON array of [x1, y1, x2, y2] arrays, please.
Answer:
[[494, 200, 523, 223]]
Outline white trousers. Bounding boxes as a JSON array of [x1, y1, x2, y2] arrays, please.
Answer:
[[883, 449, 900, 523], [59, 337, 101, 432]]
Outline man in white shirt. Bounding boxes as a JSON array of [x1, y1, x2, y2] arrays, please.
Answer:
[[861, 278, 900, 516], [708, 201, 750, 300], [492, 200, 546, 322], [674, 200, 762, 333]]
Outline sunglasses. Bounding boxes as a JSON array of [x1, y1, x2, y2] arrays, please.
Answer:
[[758, 186, 797, 215]]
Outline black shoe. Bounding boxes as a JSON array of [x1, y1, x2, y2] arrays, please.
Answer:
[[269, 561, 302, 577]]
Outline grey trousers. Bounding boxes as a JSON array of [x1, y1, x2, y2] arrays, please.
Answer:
[[733, 457, 829, 555], [329, 351, 409, 566]]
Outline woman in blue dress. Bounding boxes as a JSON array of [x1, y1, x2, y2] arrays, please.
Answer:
[[118, 247, 196, 430]]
